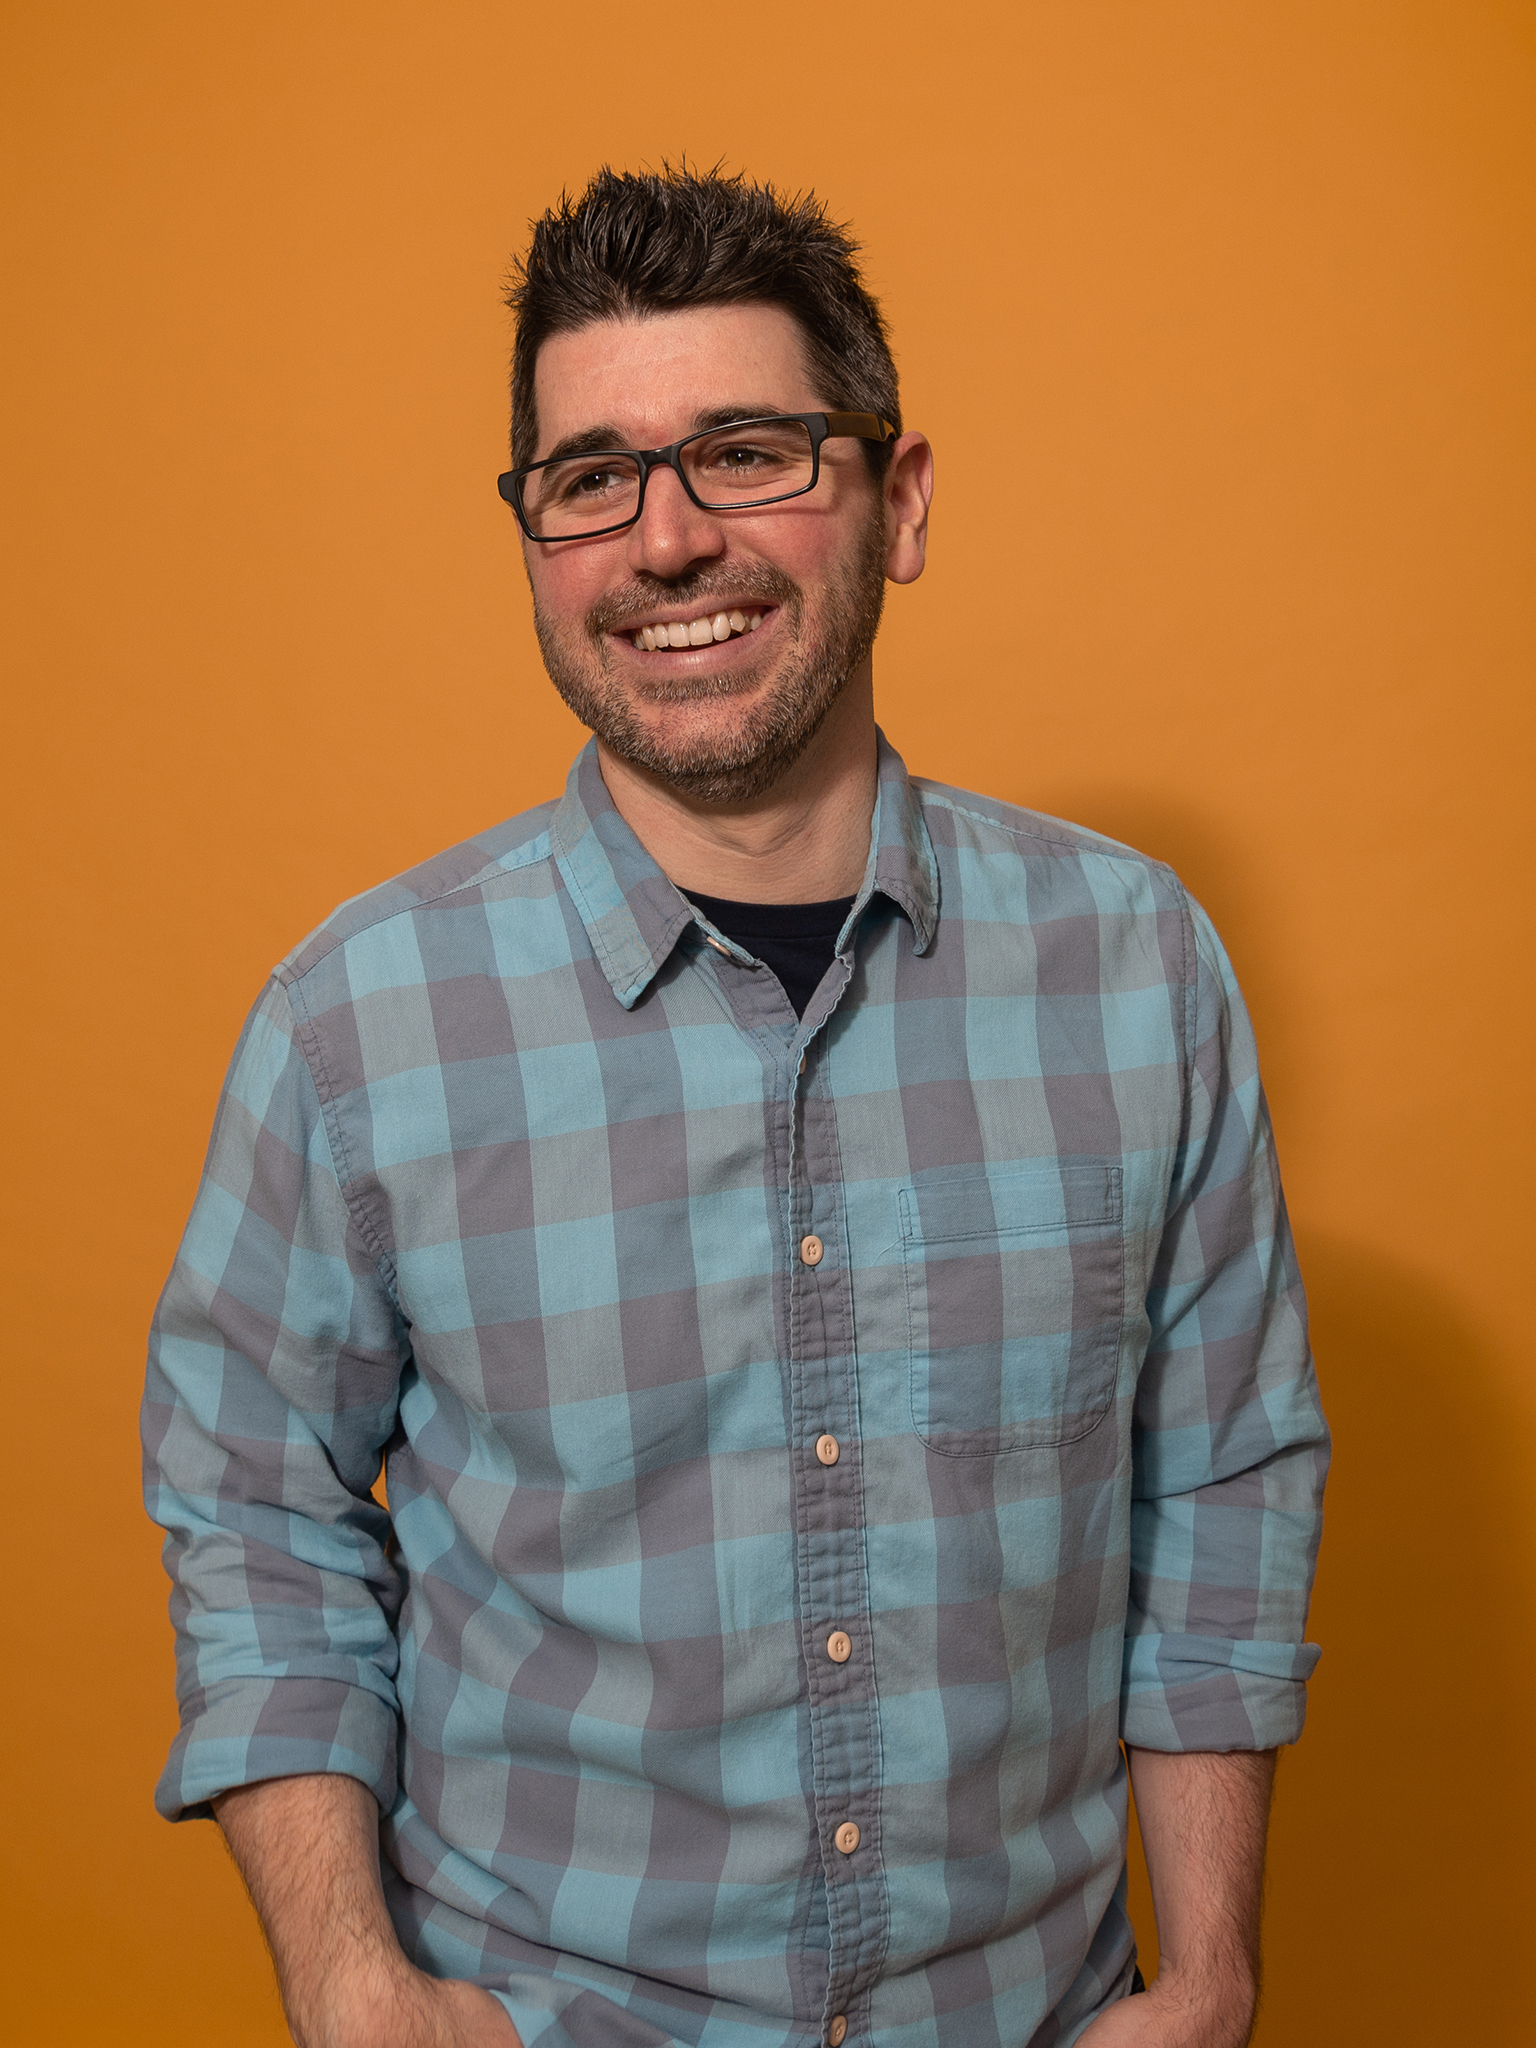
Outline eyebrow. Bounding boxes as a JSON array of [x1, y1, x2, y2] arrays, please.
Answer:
[[534, 405, 797, 467]]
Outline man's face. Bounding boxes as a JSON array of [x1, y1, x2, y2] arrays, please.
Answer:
[[522, 304, 891, 806]]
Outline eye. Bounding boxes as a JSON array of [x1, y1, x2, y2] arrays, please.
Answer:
[[686, 422, 814, 496], [701, 440, 786, 475], [562, 465, 626, 501]]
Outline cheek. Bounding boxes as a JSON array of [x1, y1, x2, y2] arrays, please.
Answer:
[[526, 550, 605, 629], [744, 500, 868, 585]]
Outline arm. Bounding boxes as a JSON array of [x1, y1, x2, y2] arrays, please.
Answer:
[[1123, 898, 1329, 1759], [215, 1774, 517, 2048], [143, 982, 496, 2028], [1093, 897, 1325, 2039], [1078, 1749, 1274, 2046], [144, 978, 408, 1821]]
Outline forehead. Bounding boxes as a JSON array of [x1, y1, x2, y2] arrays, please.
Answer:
[[530, 303, 822, 454]]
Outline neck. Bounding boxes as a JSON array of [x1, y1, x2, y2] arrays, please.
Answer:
[[595, 663, 879, 904]]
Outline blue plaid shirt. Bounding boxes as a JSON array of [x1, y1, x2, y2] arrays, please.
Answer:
[[144, 734, 1327, 2048]]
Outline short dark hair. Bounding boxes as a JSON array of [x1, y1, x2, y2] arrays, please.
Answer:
[[506, 164, 901, 470]]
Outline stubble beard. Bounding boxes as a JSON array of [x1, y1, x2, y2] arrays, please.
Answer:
[[532, 508, 888, 806]]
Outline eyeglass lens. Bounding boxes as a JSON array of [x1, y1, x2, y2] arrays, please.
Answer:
[[520, 419, 817, 537]]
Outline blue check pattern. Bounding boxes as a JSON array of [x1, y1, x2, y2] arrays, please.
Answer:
[[143, 734, 1328, 2048]]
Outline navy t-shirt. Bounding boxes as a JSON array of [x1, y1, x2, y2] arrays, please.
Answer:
[[684, 891, 856, 1020]]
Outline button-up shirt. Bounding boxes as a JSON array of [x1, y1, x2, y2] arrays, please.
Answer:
[[143, 734, 1328, 2048]]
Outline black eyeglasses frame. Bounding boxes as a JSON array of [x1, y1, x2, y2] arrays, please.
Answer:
[[496, 411, 898, 543]]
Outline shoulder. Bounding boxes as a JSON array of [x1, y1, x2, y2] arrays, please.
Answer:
[[912, 776, 1188, 907], [909, 777, 1235, 1051], [277, 797, 563, 993]]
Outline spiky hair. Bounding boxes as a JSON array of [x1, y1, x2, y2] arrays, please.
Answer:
[[506, 163, 900, 469]]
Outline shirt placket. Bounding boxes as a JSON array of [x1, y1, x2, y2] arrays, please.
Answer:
[[785, 984, 888, 2046]]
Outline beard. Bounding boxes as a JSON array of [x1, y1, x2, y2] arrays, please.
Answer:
[[531, 508, 888, 806]]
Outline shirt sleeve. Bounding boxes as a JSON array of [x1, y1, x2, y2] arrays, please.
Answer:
[[1121, 894, 1330, 1753], [142, 974, 407, 1820]]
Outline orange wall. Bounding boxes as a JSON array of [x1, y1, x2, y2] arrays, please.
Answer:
[[4, 3, 1533, 2041]]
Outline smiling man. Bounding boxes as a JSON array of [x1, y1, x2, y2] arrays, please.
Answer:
[[143, 168, 1328, 2048]]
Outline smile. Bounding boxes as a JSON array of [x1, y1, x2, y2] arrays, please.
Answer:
[[625, 606, 769, 652]]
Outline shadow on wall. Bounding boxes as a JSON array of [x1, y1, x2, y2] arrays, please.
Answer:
[[1027, 790, 1535, 2037], [1254, 1232, 1533, 2044]]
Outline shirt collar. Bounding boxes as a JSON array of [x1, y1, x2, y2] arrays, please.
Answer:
[[548, 730, 940, 1010]]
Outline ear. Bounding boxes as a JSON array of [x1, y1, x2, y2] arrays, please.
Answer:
[[883, 431, 934, 585]]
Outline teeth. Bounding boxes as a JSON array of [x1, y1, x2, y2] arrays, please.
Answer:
[[629, 608, 770, 649]]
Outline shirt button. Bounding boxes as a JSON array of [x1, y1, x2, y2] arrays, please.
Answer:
[[800, 1234, 824, 1267], [834, 1821, 860, 1854], [829, 2019, 848, 2047], [815, 1433, 840, 1466], [826, 1630, 852, 1663]]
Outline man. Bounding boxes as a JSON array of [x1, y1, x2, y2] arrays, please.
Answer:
[[143, 167, 1328, 2048]]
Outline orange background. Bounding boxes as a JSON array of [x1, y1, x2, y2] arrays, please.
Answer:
[[3, 2, 1533, 2041]]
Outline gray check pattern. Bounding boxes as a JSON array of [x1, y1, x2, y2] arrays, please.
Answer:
[[143, 734, 1328, 2048]]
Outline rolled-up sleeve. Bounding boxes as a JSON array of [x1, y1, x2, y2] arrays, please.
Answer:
[[1121, 896, 1330, 1752], [142, 974, 406, 1820]]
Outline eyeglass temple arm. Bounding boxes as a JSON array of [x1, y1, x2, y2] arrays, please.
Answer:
[[823, 411, 898, 443]]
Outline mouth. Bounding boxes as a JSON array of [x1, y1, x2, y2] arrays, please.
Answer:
[[618, 603, 774, 653]]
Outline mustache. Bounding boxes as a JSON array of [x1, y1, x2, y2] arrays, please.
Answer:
[[586, 565, 802, 638]]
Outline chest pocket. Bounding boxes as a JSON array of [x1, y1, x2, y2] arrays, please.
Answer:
[[901, 1163, 1124, 1455]]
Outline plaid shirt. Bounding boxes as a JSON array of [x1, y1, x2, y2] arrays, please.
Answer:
[[144, 734, 1327, 2048]]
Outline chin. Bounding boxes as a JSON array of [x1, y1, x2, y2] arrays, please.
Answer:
[[629, 691, 770, 749], [615, 693, 839, 805]]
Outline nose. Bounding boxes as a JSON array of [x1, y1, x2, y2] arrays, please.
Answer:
[[625, 462, 726, 581]]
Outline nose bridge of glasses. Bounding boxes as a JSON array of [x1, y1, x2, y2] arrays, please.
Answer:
[[620, 456, 726, 568], [637, 441, 719, 521]]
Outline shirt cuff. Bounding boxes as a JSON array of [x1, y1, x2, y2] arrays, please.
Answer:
[[155, 1674, 400, 1821], [1119, 1632, 1321, 1751]]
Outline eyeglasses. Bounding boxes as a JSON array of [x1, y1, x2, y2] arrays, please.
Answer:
[[497, 411, 897, 542]]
